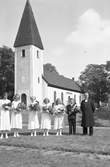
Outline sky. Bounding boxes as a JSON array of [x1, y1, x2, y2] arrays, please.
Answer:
[[0, 0, 110, 80]]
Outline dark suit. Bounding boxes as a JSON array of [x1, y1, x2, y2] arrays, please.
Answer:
[[67, 104, 78, 134], [80, 99, 95, 135]]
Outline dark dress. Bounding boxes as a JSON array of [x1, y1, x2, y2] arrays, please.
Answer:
[[80, 99, 95, 135]]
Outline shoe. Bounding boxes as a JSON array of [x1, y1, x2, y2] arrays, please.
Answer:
[[5, 135, 8, 139], [14, 133, 16, 137], [31, 133, 33, 137], [0, 134, 3, 139], [16, 133, 19, 137], [34, 133, 37, 137]]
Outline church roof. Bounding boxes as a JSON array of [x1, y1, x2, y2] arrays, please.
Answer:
[[14, 0, 44, 49], [43, 70, 84, 93]]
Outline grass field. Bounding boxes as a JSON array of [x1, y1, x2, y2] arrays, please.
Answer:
[[0, 107, 110, 167]]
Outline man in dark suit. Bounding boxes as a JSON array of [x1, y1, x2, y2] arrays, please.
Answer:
[[66, 98, 79, 135], [80, 92, 95, 136]]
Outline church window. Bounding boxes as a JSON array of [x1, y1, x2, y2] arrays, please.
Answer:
[[74, 94, 76, 102], [79, 95, 81, 103], [54, 91, 56, 103], [22, 49, 25, 57], [37, 50, 39, 58], [61, 92, 64, 103], [38, 77, 40, 83]]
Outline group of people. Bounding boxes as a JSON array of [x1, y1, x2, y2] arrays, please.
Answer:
[[0, 92, 95, 139]]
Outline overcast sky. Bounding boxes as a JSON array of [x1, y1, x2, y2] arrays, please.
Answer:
[[0, 0, 110, 80]]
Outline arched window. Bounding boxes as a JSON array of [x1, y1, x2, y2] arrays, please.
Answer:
[[22, 49, 25, 57], [74, 94, 76, 102], [79, 95, 81, 103], [37, 50, 39, 58], [61, 92, 64, 103], [21, 93, 27, 105], [38, 77, 40, 83], [54, 91, 56, 103]]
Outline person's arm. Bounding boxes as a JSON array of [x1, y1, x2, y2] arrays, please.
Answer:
[[91, 101, 95, 113]]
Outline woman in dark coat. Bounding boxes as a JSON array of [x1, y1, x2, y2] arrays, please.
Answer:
[[80, 92, 95, 136]]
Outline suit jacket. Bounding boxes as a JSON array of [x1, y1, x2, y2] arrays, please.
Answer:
[[80, 99, 95, 127], [67, 104, 78, 119]]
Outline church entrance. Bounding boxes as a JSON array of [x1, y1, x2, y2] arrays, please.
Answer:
[[21, 93, 27, 105]]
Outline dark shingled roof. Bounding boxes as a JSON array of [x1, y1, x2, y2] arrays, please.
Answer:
[[14, 0, 44, 49], [43, 70, 84, 93]]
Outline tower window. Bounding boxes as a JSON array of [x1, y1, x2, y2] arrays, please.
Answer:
[[37, 50, 39, 58], [22, 49, 25, 57], [38, 77, 40, 83]]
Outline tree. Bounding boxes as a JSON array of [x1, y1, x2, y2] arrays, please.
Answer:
[[0, 46, 14, 99], [78, 63, 110, 105], [44, 63, 59, 74]]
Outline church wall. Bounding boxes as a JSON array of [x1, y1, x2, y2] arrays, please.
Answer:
[[47, 86, 84, 106], [42, 79, 48, 102], [30, 45, 43, 104]]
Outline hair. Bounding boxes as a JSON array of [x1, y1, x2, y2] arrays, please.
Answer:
[[69, 98, 76, 104], [30, 96, 36, 101], [13, 94, 20, 100], [56, 98, 61, 105], [3, 92, 8, 97], [43, 98, 50, 104]]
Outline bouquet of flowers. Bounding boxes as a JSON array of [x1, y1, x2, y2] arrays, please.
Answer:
[[48, 106, 54, 115], [55, 105, 65, 114], [29, 103, 41, 111], [2, 102, 12, 110], [42, 105, 54, 115], [16, 102, 26, 112]]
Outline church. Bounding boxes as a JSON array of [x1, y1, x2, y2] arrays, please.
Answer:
[[14, 0, 84, 106]]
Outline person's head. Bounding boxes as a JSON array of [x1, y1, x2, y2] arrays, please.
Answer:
[[56, 98, 61, 105], [14, 94, 20, 101], [84, 92, 89, 100], [43, 98, 50, 104], [69, 98, 76, 105], [3, 92, 8, 100], [30, 96, 36, 102]]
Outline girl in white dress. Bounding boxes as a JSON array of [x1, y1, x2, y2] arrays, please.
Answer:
[[11, 94, 22, 137], [28, 96, 40, 137], [0, 92, 11, 139], [54, 98, 65, 136], [41, 98, 52, 136]]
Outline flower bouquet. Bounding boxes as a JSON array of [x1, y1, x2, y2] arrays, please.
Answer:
[[55, 105, 65, 114], [29, 103, 41, 111], [42, 105, 54, 115], [16, 102, 26, 112], [48, 106, 54, 115], [2, 102, 12, 110]]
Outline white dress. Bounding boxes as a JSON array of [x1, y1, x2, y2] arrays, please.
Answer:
[[54, 104, 65, 130], [41, 103, 51, 130], [28, 101, 39, 130], [11, 101, 22, 129], [0, 99, 11, 131]]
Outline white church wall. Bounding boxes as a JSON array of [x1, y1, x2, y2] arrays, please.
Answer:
[[42, 79, 48, 102], [47, 86, 84, 106], [30, 45, 43, 104]]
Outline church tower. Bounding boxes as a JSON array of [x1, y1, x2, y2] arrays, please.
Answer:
[[14, 0, 44, 105]]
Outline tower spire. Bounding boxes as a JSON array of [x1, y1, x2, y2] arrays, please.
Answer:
[[14, 0, 44, 49]]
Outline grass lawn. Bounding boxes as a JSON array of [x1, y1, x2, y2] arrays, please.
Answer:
[[0, 126, 110, 167], [0, 108, 110, 167]]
